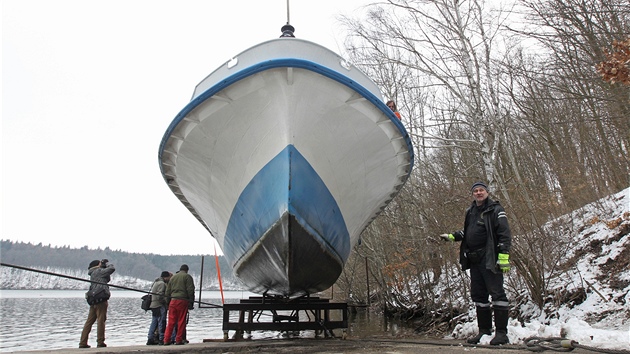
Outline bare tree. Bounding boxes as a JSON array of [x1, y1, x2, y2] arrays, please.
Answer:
[[343, 0, 521, 195], [332, 0, 629, 330], [516, 0, 630, 201]]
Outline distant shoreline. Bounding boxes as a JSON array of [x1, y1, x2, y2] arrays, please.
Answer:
[[0, 289, 256, 299]]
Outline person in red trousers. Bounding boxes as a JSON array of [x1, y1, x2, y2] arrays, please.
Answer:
[[163, 264, 195, 345]]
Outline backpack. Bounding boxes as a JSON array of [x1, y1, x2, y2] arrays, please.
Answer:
[[141, 294, 151, 311], [86, 287, 109, 305]]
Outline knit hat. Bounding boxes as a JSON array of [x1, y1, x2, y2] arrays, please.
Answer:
[[160, 271, 170, 278], [88, 260, 100, 269], [180, 264, 189, 271], [471, 181, 489, 193]]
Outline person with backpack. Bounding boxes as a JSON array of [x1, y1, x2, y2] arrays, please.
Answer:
[[146, 271, 171, 345], [79, 259, 115, 349], [439, 181, 512, 345]]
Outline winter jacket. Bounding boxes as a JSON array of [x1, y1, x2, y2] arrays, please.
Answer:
[[88, 263, 115, 299], [452, 197, 511, 273], [165, 271, 194, 304], [149, 278, 167, 309]]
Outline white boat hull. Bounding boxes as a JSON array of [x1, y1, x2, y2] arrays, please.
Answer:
[[159, 38, 413, 297]]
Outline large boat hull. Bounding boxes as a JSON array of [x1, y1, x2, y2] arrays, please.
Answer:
[[159, 38, 413, 297]]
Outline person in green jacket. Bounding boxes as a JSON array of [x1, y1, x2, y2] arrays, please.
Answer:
[[163, 264, 195, 345]]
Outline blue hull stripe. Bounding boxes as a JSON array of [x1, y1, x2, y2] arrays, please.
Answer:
[[224, 145, 350, 267]]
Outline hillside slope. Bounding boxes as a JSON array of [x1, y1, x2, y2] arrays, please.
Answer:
[[542, 187, 629, 329]]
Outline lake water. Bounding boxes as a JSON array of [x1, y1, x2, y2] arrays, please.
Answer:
[[0, 290, 411, 352]]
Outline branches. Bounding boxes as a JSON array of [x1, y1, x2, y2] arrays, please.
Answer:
[[333, 0, 629, 327]]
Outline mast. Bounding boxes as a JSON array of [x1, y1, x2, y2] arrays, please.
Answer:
[[280, 0, 295, 37]]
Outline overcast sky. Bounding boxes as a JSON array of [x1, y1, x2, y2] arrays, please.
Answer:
[[2, 0, 374, 255]]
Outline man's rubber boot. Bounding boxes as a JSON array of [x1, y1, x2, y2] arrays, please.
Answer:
[[490, 308, 510, 345], [467, 306, 492, 344]]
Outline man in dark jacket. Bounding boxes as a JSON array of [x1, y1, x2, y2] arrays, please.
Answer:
[[440, 181, 512, 345], [163, 264, 195, 345], [79, 259, 115, 348]]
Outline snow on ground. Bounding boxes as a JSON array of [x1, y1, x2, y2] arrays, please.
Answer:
[[449, 187, 630, 350], [452, 311, 628, 350]]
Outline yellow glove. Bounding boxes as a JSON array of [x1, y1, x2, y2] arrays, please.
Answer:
[[497, 253, 510, 273], [439, 233, 455, 242]]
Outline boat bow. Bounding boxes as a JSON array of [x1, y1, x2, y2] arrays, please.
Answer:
[[159, 37, 413, 297]]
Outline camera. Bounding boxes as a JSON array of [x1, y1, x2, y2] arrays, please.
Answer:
[[100, 259, 108, 267]]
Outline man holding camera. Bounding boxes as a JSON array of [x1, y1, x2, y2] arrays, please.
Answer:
[[163, 264, 195, 345], [79, 259, 115, 349]]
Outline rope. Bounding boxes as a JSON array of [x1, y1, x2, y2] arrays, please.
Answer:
[[524, 337, 577, 352], [0, 262, 222, 309], [524, 336, 630, 354], [360, 337, 630, 354]]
